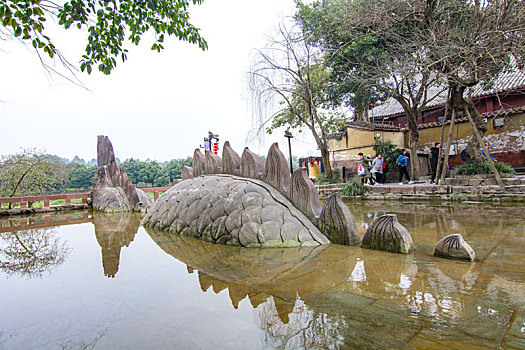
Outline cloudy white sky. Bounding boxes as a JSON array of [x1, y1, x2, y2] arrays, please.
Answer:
[[0, 0, 321, 162]]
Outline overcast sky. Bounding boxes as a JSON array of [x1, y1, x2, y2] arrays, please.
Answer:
[[0, 0, 321, 162]]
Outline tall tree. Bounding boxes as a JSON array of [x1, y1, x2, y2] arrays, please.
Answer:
[[0, 0, 207, 74], [248, 24, 345, 178], [0, 149, 65, 203], [296, 0, 445, 179], [421, 0, 525, 163]]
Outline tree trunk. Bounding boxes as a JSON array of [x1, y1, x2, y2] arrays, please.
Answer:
[[406, 111, 420, 180], [449, 82, 486, 163], [354, 108, 369, 122], [319, 145, 332, 179], [465, 99, 487, 163]]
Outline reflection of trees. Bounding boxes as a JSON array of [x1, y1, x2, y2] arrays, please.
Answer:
[[92, 213, 140, 278], [0, 227, 69, 278], [255, 296, 346, 349]]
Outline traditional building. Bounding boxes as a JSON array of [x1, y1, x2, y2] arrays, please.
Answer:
[[328, 70, 525, 175]]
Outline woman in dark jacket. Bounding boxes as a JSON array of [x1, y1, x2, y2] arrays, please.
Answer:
[[430, 142, 440, 184]]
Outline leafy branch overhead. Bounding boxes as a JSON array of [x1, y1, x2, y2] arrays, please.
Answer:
[[1, 0, 207, 74]]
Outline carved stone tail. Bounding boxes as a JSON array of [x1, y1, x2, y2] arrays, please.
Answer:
[[317, 193, 360, 245], [361, 214, 413, 254], [434, 234, 475, 261]]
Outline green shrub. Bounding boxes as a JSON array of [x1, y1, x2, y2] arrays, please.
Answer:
[[340, 177, 364, 196], [316, 168, 342, 184], [454, 162, 515, 175]]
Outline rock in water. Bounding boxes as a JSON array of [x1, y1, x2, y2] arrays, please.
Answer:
[[142, 174, 330, 248], [317, 193, 360, 245], [361, 214, 413, 254], [92, 135, 153, 212], [434, 234, 475, 261]]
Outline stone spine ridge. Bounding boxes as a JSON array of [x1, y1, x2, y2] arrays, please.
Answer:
[[361, 214, 413, 254], [263, 143, 291, 198], [182, 165, 193, 180], [317, 193, 360, 246], [240, 147, 265, 180], [205, 152, 222, 174], [222, 141, 241, 176], [142, 174, 330, 248], [289, 168, 321, 221], [193, 149, 206, 177], [434, 234, 475, 261]]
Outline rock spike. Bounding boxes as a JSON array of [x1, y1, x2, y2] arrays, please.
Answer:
[[93, 135, 151, 212], [240, 147, 265, 180], [289, 168, 321, 221], [317, 193, 360, 246], [222, 141, 241, 176], [182, 164, 193, 180], [434, 234, 475, 261], [97, 135, 116, 168], [361, 214, 413, 254], [193, 149, 206, 177], [205, 152, 222, 174], [263, 143, 291, 197]]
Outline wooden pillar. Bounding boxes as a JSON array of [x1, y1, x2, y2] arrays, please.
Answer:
[[81, 196, 87, 205], [65, 198, 71, 205], [154, 191, 159, 200], [20, 201, 27, 208], [44, 199, 50, 208]]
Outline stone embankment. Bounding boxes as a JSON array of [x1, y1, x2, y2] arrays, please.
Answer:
[[317, 176, 525, 202]]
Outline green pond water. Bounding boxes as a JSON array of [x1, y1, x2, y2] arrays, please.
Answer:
[[0, 202, 524, 349]]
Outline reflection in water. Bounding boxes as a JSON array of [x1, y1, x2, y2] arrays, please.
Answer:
[[0, 203, 524, 349], [92, 212, 141, 278], [0, 227, 70, 279], [255, 296, 346, 349]]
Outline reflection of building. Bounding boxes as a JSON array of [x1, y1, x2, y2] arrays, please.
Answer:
[[92, 213, 141, 278], [328, 70, 525, 173]]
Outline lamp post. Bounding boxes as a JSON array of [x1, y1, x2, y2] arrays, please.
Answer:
[[284, 130, 294, 175]]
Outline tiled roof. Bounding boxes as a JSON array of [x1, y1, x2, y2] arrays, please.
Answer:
[[368, 69, 525, 118], [412, 106, 525, 130]]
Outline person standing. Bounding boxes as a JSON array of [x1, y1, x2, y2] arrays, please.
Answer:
[[396, 149, 412, 185], [371, 154, 384, 185], [358, 153, 375, 185], [430, 142, 440, 184]]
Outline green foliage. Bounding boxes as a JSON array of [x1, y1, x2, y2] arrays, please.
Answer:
[[340, 177, 364, 197], [68, 163, 96, 189], [1, 0, 207, 75], [295, 0, 389, 111], [0, 149, 66, 198], [121, 157, 192, 187], [316, 168, 341, 184], [372, 139, 398, 174], [454, 162, 515, 176]]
